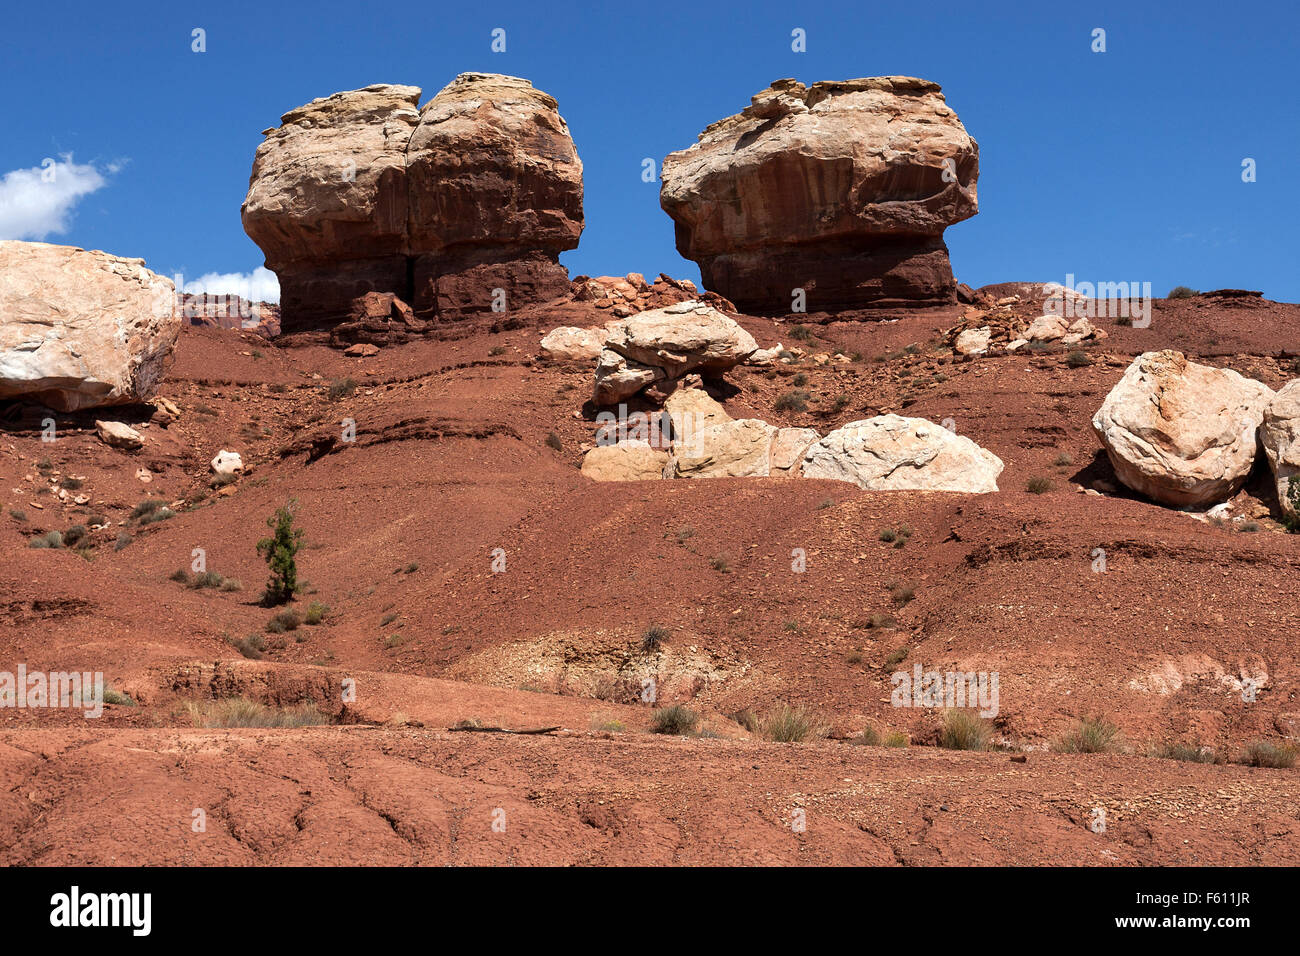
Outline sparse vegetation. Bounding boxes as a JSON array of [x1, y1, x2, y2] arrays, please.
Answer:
[[182, 697, 331, 728], [641, 624, 669, 653], [326, 378, 356, 401], [1065, 350, 1092, 368], [489, 345, 506, 356], [190, 570, 225, 589], [114, 532, 132, 551], [1053, 452, 1074, 467], [774, 389, 810, 413], [1168, 286, 1198, 299], [817, 497, 833, 509], [879, 524, 913, 548], [1026, 476, 1053, 494], [709, 555, 730, 573], [791, 372, 808, 387], [883, 731, 909, 748], [1056, 716, 1122, 754], [28, 530, 63, 549], [1282, 482, 1300, 533], [256, 500, 303, 605], [1241, 740, 1297, 769], [888, 582, 915, 605], [651, 704, 699, 735], [9, 509, 27, 521], [265, 609, 301, 633], [866, 613, 897, 630], [884, 646, 909, 668], [762, 703, 829, 743], [102, 686, 136, 707], [1154, 741, 1218, 764], [729, 709, 759, 733], [231, 633, 266, 659], [304, 601, 329, 625], [940, 709, 992, 751], [544, 431, 562, 451], [852, 725, 881, 746]]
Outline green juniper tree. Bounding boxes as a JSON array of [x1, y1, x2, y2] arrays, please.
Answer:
[[257, 499, 303, 605]]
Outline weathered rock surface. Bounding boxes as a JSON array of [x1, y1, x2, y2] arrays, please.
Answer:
[[1260, 379, 1300, 519], [242, 75, 582, 334], [593, 302, 757, 404], [211, 450, 245, 478], [1092, 351, 1275, 507], [954, 327, 991, 355], [95, 420, 144, 450], [0, 241, 180, 411], [660, 77, 978, 313], [538, 326, 609, 363], [579, 440, 670, 481], [801, 415, 1004, 492], [670, 418, 778, 479]]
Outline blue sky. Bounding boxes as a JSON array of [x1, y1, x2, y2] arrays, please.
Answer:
[[2, 0, 1296, 302]]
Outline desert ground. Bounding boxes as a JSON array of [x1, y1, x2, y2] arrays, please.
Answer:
[[2, 283, 1298, 866]]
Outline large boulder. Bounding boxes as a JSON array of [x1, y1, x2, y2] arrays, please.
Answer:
[[0, 241, 180, 411], [1092, 351, 1275, 507], [1261, 379, 1300, 519], [579, 441, 670, 481], [242, 74, 582, 334], [801, 415, 1003, 492], [660, 77, 978, 313], [593, 301, 757, 404], [670, 418, 778, 479]]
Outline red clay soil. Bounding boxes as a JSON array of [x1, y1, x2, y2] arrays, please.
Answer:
[[2, 287, 1299, 865]]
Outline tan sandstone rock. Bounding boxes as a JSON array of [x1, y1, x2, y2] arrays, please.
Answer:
[[593, 301, 757, 404], [670, 419, 778, 479], [801, 415, 1003, 492], [539, 327, 606, 363], [660, 77, 978, 313], [0, 241, 179, 411], [1261, 379, 1300, 519], [95, 420, 144, 450], [1092, 351, 1275, 507], [580, 441, 670, 481]]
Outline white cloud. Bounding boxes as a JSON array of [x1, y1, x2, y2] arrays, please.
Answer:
[[183, 267, 280, 304], [0, 155, 111, 240]]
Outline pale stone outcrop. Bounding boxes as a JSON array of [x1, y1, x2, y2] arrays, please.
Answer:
[[579, 440, 670, 481], [1261, 379, 1300, 519], [0, 241, 179, 411], [801, 415, 1003, 492], [1091, 351, 1274, 507]]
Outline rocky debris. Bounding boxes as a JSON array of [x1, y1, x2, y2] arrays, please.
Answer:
[[592, 302, 757, 405], [0, 241, 180, 411], [579, 440, 670, 481], [95, 420, 144, 450], [242, 74, 583, 335], [945, 303, 1105, 356], [1092, 351, 1275, 507], [538, 326, 610, 363], [660, 76, 978, 313], [954, 327, 991, 355], [344, 342, 381, 358], [329, 292, 426, 347], [572, 272, 735, 316], [151, 396, 182, 426], [1260, 379, 1300, 519], [800, 415, 1004, 492], [746, 343, 785, 366], [211, 450, 244, 478], [181, 293, 280, 337]]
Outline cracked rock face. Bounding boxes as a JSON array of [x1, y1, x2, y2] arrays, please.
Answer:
[[242, 74, 583, 334], [1092, 351, 1275, 507], [1261, 380, 1300, 519], [0, 241, 180, 411], [660, 77, 978, 313], [801, 415, 1004, 492]]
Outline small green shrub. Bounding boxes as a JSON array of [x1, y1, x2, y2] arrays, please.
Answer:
[[852, 726, 882, 746], [256, 500, 303, 605], [884, 647, 909, 668], [651, 704, 699, 735], [326, 378, 356, 401], [266, 609, 301, 633], [774, 389, 810, 413], [1026, 476, 1053, 494], [641, 624, 669, 653], [762, 703, 829, 743], [1056, 716, 1122, 754], [544, 432, 562, 451], [131, 498, 168, 520], [304, 601, 328, 625], [940, 710, 991, 751], [710, 555, 730, 573], [190, 570, 225, 590], [1168, 286, 1198, 299], [1065, 350, 1092, 368], [1241, 740, 1297, 769], [1155, 741, 1218, 763]]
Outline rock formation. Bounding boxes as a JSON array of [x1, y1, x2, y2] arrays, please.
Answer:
[[800, 416, 1004, 492], [1261, 379, 1300, 520], [1092, 351, 1275, 507], [660, 77, 978, 313], [592, 302, 757, 404], [0, 241, 180, 411], [242, 74, 583, 335]]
